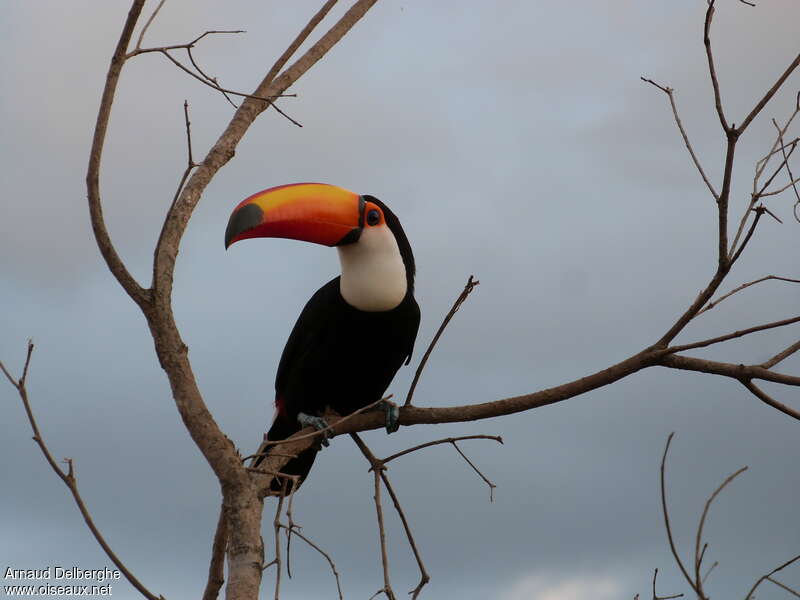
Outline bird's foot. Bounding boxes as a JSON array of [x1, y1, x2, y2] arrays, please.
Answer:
[[373, 399, 400, 434], [297, 412, 331, 448]]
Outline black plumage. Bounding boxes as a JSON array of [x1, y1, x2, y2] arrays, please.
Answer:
[[254, 197, 420, 491]]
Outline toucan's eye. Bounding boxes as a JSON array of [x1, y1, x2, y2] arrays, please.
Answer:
[[366, 209, 381, 226]]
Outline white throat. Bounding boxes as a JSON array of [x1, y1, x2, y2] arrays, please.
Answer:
[[337, 225, 407, 312]]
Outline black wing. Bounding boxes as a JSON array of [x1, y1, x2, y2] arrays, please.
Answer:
[[275, 277, 341, 396]]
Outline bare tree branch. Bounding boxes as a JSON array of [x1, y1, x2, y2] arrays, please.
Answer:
[[134, 0, 166, 52], [451, 440, 498, 501], [201, 504, 228, 600], [766, 576, 800, 598], [666, 313, 800, 354], [739, 53, 800, 134], [773, 117, 800, 211], [277, 524, 343, 600], [693, 465, 748, 597], [762, 338, 800, 369], [740, 379, 800, 422], [86, 0, 151, 308], [652, 568, 684, 600], [641, 77, 719, 201], [382, 435, 503, 465], [2, 342, 164, 600], [659, 433, 701, 597], [745, 553, 800, 599], [699, 275, 800, 315], [660, 354, 800, 387], [405, 275, 479, 406], [704, 2, 730, 132]]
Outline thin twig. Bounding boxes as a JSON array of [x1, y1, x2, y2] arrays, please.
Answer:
[[745, 553, 800, 599], [740, 379, 800, 422], [652, 568, 684, 600], [1, 342, 165, 600], [738, 132, 799, 252], [702, 561, 718, 585], [405, 275, 479, 406], [666, 313, 800, 355], [699, 275, 800, 314], [739, 52, 800, 134], [153, 101, 199, 269], [693, 465, 748, 595], [373, 465, 395, 599], [703, 1, 729, 132], [773, 118, 800, 211], [277, 525, 343, 599], [377, 472, 430, 599], [641, 78, 719, 200], [134, 0, 166, 51], [156, 49, 294, 105], [730, 205, 764, 265], [659, 433, 702, 597], [762, 338, 800, 370], [350, 434, 397, 600], [270, 479, 288, 600], [353, 432, 431, 599], [382, 435, 503, 465], [451, 441, 497, 501], [767, 576, 800, 598]]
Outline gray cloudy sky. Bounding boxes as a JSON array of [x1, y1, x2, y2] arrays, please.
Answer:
[[2, 1, 800, 599]]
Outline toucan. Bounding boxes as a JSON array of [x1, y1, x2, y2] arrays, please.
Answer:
[[225, 182, 421, 491]]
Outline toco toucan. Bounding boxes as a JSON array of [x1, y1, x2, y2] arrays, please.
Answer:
[[225, 182, 421, 491]]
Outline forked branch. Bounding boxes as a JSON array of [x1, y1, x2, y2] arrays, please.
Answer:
[[1, 342, 164, 600]]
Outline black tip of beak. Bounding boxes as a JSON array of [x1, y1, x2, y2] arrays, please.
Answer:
[[225, 203, 264, 249]]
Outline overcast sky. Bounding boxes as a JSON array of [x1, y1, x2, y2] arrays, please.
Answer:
[[2, 2, 800, 599]]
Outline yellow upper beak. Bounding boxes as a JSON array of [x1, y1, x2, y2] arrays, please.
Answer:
[[224, 183, 363, 249]]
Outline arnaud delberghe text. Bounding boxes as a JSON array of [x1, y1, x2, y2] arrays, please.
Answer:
[[4, 567, 121, 583]]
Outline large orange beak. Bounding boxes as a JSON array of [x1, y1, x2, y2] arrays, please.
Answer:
[[224, 183, 363, 249]]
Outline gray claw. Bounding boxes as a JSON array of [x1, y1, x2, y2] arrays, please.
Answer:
[[297, 412, 331, 447]]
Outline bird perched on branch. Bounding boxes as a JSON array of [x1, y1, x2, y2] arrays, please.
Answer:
[[225, 183, 420, 491]]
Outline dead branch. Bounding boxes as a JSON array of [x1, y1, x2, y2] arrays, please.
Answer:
[[277, 524, 343, 600], [703, 2, 729, 132], [405, 275, 479, 406], [666, 313, 800, 354], [201, 505, 228, 600], [134, 0, 165, 52], [270, 479, 288, 600], [1, 342, 165, 600], [86, 0, 151, 308], [640, 77, 719, 200], [450, 440, 498, 501], [382, 434, 503, 464], [740, 379, 800, 422], [762, 338, 800, 369], [659, 433, 701, 597], [375, 472, 429, 600], [652, 568, 684, 600], [766, 576, 800, 598], [773, 118, 800, 210], [739, 53, 800, 135], [352, 432, 431, 599], [745, 553, 800, 599], [699, 275, 800, 314], [350, 434, 397, 600], [693, 465, 748, 597]]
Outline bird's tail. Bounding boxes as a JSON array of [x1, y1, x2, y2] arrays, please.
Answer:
[[251, 415, 318, 493]]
